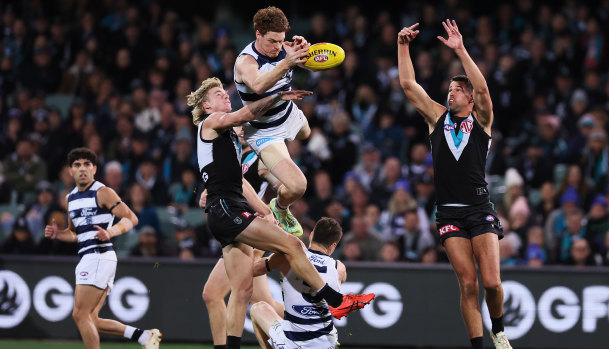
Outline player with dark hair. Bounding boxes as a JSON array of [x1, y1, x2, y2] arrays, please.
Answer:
[[45, 147, 161, 349], [187, 78, 374, 349], [398, 20, 511, 348], [251, 217, 346, 349]]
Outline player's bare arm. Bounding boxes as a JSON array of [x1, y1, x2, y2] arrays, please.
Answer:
[[235, 45, 308, 94], [253, 252, 289, 277], [44, 195, 77, 242], [337, 260, 347, 284], [203, 90, 312, 138], [93, 187, 138, 241], [398, 23, 446, 132], [438, 19, 493, 133]]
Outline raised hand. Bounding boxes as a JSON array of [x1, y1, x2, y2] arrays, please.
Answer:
[[44, 218, 58, 239], [291, 35, 310, 50], [94, 225, 112, 242], [280, 90, 313, 101], [284, 44, 309, 67], [437, 19, 464, 51], [199, 189, 208, 208], [398, 23, 420, 45]]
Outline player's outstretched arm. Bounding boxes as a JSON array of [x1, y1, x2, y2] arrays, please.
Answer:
[[207, 90, 312, 131], [398, 23, 446, 130], [236, 42, 308, 94], [438, 19, 493, 129], [337, 260, 347, 284], [94, 187, 139, 241]]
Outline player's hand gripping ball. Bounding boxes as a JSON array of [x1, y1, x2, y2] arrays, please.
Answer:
[[303, 43, 345, 71]]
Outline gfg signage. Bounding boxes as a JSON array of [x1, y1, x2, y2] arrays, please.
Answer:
[[0, 270, 150, 328], [482, 280, 609, 339]]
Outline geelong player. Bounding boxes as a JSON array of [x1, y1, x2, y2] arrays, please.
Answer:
[[234, 6, 312, 236], [44, 148, 161, 349], [250, 217, 347, 349], [398, 20, 511, 348], [187, 77, 374, 349]]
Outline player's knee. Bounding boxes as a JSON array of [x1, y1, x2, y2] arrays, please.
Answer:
[[459, 279, 479, 298], [483, 281, 502, 295], [284, 176, 307, 198], [250, 301, 265, 317], [72, 307, 87, 323], [202, 286, 217, 305]]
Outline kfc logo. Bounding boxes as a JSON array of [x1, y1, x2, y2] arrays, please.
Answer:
[[438, 225, 460, 236]]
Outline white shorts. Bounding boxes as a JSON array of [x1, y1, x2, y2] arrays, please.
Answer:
[[243, 105, 307, 154], [268, 320, 338, 349], [75, 250, 117, 293]]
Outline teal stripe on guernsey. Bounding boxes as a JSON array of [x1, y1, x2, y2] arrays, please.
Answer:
[[451, 126, 464, 148]]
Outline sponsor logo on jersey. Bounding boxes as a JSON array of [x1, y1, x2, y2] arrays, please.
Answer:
[[79, 272, 88, 277], [293, 305, 326, 316], [460, 119, 473, 134], [486, 215, 495, 222], [81, 208, 97, 217], [255, 137, 275, 147], [234, 217, 242, 224], [241, 163, 249, 174], [242, 212, 252, 218], [444, 123, 456, 131], [438, 224, 460, 235]]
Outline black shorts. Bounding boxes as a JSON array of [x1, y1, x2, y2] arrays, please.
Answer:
[[206, 198, 256, 248], [435, 202, 504, 244]]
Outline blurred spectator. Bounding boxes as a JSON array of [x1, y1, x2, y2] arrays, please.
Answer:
[[174, 221, 200, 258], [533, 181, 558, 226], [25, 181, 60, 242], [380, 241, 402, 262], [514, 137, 554, 190], [341, 240, 362, 261], [163, 128, 197, 184], [603, 231, 609, 266], [342, 215, 383, 261], [371, 157, 404, 208], [565, 238, 597, 267], [579, 130, 609, 192], [364, 203, 382, 235], [524, 226, 547, 267], [125, 183, 160, 234], [545, 186, 580, 260], [397, 210, 435, 262], [169, 168, 198, 210], [566, 113, 596, 163], [503, 168, 525, 214], [585, 195, 609, 253], [365, 111, 403, 159], [353, 143, 381, 192], [135, 159, 168, 206], [103, 161, 126, 198], [558, 208, 586, 263], [326, 111, 358, 185], [1, 217, 37, 254], [499, 232, 522, 266], [3, 138, 47, 202], [308, 171, 333, 221], [130, 226, 167, 257], [379, 183, 417, 241], [557, 164, 594, 210]]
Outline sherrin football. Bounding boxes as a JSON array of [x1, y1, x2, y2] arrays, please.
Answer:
[[303, 43, 345, 71]]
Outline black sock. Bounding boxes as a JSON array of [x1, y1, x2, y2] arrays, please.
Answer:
[[131, 328, 144, 342], [318, 283, 343, 307], [491, 315, 504, 334], [214, 346, 227, 349], [470, 336, 484, 349], [226, 335, 241, 349]]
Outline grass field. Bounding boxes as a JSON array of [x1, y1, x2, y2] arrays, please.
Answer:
[[0, 340, 259, 349]]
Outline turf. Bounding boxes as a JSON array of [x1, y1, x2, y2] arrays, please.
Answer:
[[0, 340, 259, 349]]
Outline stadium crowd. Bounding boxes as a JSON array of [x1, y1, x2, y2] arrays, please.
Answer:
[[1, 0, 609, 267]]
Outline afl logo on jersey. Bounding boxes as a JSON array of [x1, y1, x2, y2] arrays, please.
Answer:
[[444, 123, 456, 131], [241, 163, 249, 174], [460, 119, 473, 134]]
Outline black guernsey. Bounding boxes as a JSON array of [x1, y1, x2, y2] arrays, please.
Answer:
[[430, 111, 491, 206], [197, 122, 245, 205], [241, 149, 264, 193]]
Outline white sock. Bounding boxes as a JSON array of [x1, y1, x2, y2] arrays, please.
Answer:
[[123, 326, 135, 339], [138, 330, 151, 345]]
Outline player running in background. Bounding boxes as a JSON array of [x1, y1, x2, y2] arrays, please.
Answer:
[[188, 77, 374, 349], [234, 6, 312, 236], [44, 147, 161, 349], [398, 20, 511, 349], [251, 217, 347, 349]]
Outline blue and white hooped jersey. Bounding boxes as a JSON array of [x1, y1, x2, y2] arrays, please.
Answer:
[[235, 41, 294, 126], [281, 249, 340, 345], [68, 181, 114, 256]]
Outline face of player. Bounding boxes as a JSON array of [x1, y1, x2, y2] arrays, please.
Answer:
[[256, 31, 285, 58], [447, 81, 473, 115], [69, 159, 97, 188], [204, 87, 232, 113]]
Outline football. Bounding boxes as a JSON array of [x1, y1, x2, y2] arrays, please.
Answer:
[[303, 43, 345, 71]]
